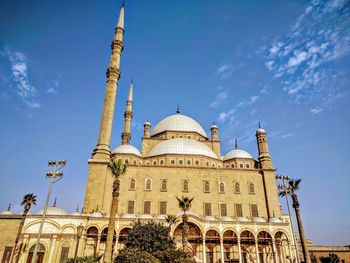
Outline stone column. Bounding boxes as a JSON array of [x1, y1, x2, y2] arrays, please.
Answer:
[[220, 237, 225, 263], [202, 238, 206, 263], [272, 240, 278, 263], [96, 234, 101, 256], [114, 234, 119, 256], [47, 235, 57, 262], [238, 239, 242, 263], [255, 238, 260, 263]]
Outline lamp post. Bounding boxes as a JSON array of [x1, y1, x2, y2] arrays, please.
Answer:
[[276, 175, 300, 263], [31, 160, 66, 263], [74, 224, 84, 263]]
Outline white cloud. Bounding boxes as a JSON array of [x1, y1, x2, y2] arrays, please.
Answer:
[[262, 0, 350, 114], [216, 63, 243, 79], [3, 47, 40, 109], [217, 109, 235, 123], [47, 80, 59, 95], [210, 91, 228, 108], [309, 107, 324, 115]]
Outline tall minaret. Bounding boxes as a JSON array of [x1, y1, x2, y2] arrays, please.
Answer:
[[121, 80, 133, 144], [84, 2, 125, 214], [92, 2, 125, 159]]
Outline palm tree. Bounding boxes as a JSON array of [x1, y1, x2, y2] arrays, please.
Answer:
[[279, 179, 311, 263], [165, 214, 179, 233], [176, 196, 194, 252], [104, 159, 127, 263], [10, 193, 37, 263]]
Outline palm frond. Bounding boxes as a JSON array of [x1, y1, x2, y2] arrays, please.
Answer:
[[108, 159, 128, 179], [21, 193, 37, 206]]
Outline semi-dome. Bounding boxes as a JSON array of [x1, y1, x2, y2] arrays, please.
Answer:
[[0, 209, 14, 215], [151, 114, 207, 137], [147, 138, 217, 159], [223, 148, 253, 161], [111, 144, 142, 157], [37, 206, 68, 216]]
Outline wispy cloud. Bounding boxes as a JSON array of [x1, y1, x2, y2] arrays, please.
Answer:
[[2, 47, 40, 108], [216, 63, 243, 79], [47, 80, 59, 95], [210, 91, 228, 108], [263, 0, 350, 113], [237, 86, 267, 107]]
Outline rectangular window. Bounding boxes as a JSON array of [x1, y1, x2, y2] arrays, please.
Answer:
[[159, 201, 167, 215], [144, 201, 151, 214], [127, 201, 135, 214], [160, 180, 167, 192], [251, 204, 259, 217], [2, 247, 12, 263], [220, 203, 227, 217], [182, 180, 189, 192], [235, 204, 243, 217], [203, 181, 210, 193], [59, 247, 70, 263], [204, 203, 212, 216]]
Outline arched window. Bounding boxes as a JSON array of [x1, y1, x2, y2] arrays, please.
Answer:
[[179, 160, 183, 165], [203, 181, 210, 193], [125, 159, 129, 164], [195, 160, 199, 165], [248, 183, 255, 194], [219, 182, 225, 193], [160, 160, 164, 165], [234, 182, 240, 193], [145, 179, 152, 191], [182, 180, 189, 192], [161, 179, 167, 192], [187, 160, 191, 165], [231, 163, 235, 168], [129, 179, 136, 191]]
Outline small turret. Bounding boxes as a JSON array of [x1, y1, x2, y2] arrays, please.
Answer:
[[210, 123, 221, 158], [210, 123, 219, 141], [143, 121, 151, 138], [256, 123, 273, 169]]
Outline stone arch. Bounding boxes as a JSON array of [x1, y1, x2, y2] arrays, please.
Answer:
[[240, 230, 257, 263], [61, 224, 76, 234], [26, 243, 47, 263], [24, 219, 60, 234], [100, 227, 116, 243], [85, 226, 99, 257], [223, 229, 239, 262], [275, 231, 291, 263], [57, 239, 72, 263], [205, 229, 221, 263], [258, 231, 274, 263], [118, 227, 132, 243]]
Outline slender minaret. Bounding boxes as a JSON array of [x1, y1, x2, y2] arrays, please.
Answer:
[[121, 80, 133, 144], [210, 123, 221, 158], [92, 2, 125, 159], [256, 124, 273, 169], [84, 2, 125, 214]]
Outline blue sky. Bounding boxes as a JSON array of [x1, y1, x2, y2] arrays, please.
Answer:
[[0, 0, 349, 245]]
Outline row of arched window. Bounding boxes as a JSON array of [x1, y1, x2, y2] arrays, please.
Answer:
[[128, 178, 255, 194]]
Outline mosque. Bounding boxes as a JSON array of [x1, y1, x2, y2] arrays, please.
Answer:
[[0, 2, 300, 263]]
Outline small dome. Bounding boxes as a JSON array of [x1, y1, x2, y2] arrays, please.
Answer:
[[144, 121, 151, 126], [211, 124, 218, 129], [37, 206, 68, 216], [0, 210, 14, 215], [204, 216, 217, 221], [111, 144, 142, 157], [123, 213, 137, 219], [253, 217, 267, 223], [151, 114, 207, 137], [72, 211, 81, 216], [147, 138, 217, 159], [256, 128, 266, 134], [220, 216, 233, 222], [269, 218, 282, 223], [236, 217, 250, 222], [223, 148, 253, 161], [90, 211, 103, 217]]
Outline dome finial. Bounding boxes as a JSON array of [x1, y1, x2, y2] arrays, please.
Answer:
[[176, 105, 181, 114], [258, 122, 261, 129], [53, 197, 57, 207], [76, 205, 79, 213], [235, 139, 238, 149], [7, 203, 11, 211]]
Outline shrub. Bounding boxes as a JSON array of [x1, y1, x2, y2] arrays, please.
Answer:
[[114, 247, 160, 263]]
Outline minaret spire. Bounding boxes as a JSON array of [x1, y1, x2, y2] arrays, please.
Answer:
[[235, 139, 238, 149], [92, 2, 125, 158], [121, 80, 133, 144]]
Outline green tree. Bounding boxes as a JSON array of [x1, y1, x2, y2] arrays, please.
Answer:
[[319, 253, 340, 263], [66, 255, 102, 263], [165, 214, 179, 233], [279, 179, 311, 263], [10, 193, 37, 263], [176, 196, 194, 252], [104, 159, 127, 263], [115, 222, 195, 263]]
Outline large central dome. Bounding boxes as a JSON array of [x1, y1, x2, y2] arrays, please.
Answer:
[[147, 138, 217, 159], [151, 114, 207, 137]]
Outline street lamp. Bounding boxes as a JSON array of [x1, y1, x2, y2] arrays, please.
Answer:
[[276, 175, 300, 263], [74, 224, 85, 263], [31, 160, 66, 263]]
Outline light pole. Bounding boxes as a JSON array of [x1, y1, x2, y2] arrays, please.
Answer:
[[276, 175, 300, 263], [74, 224, 84, 263], [31, 160, 66, 263]]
